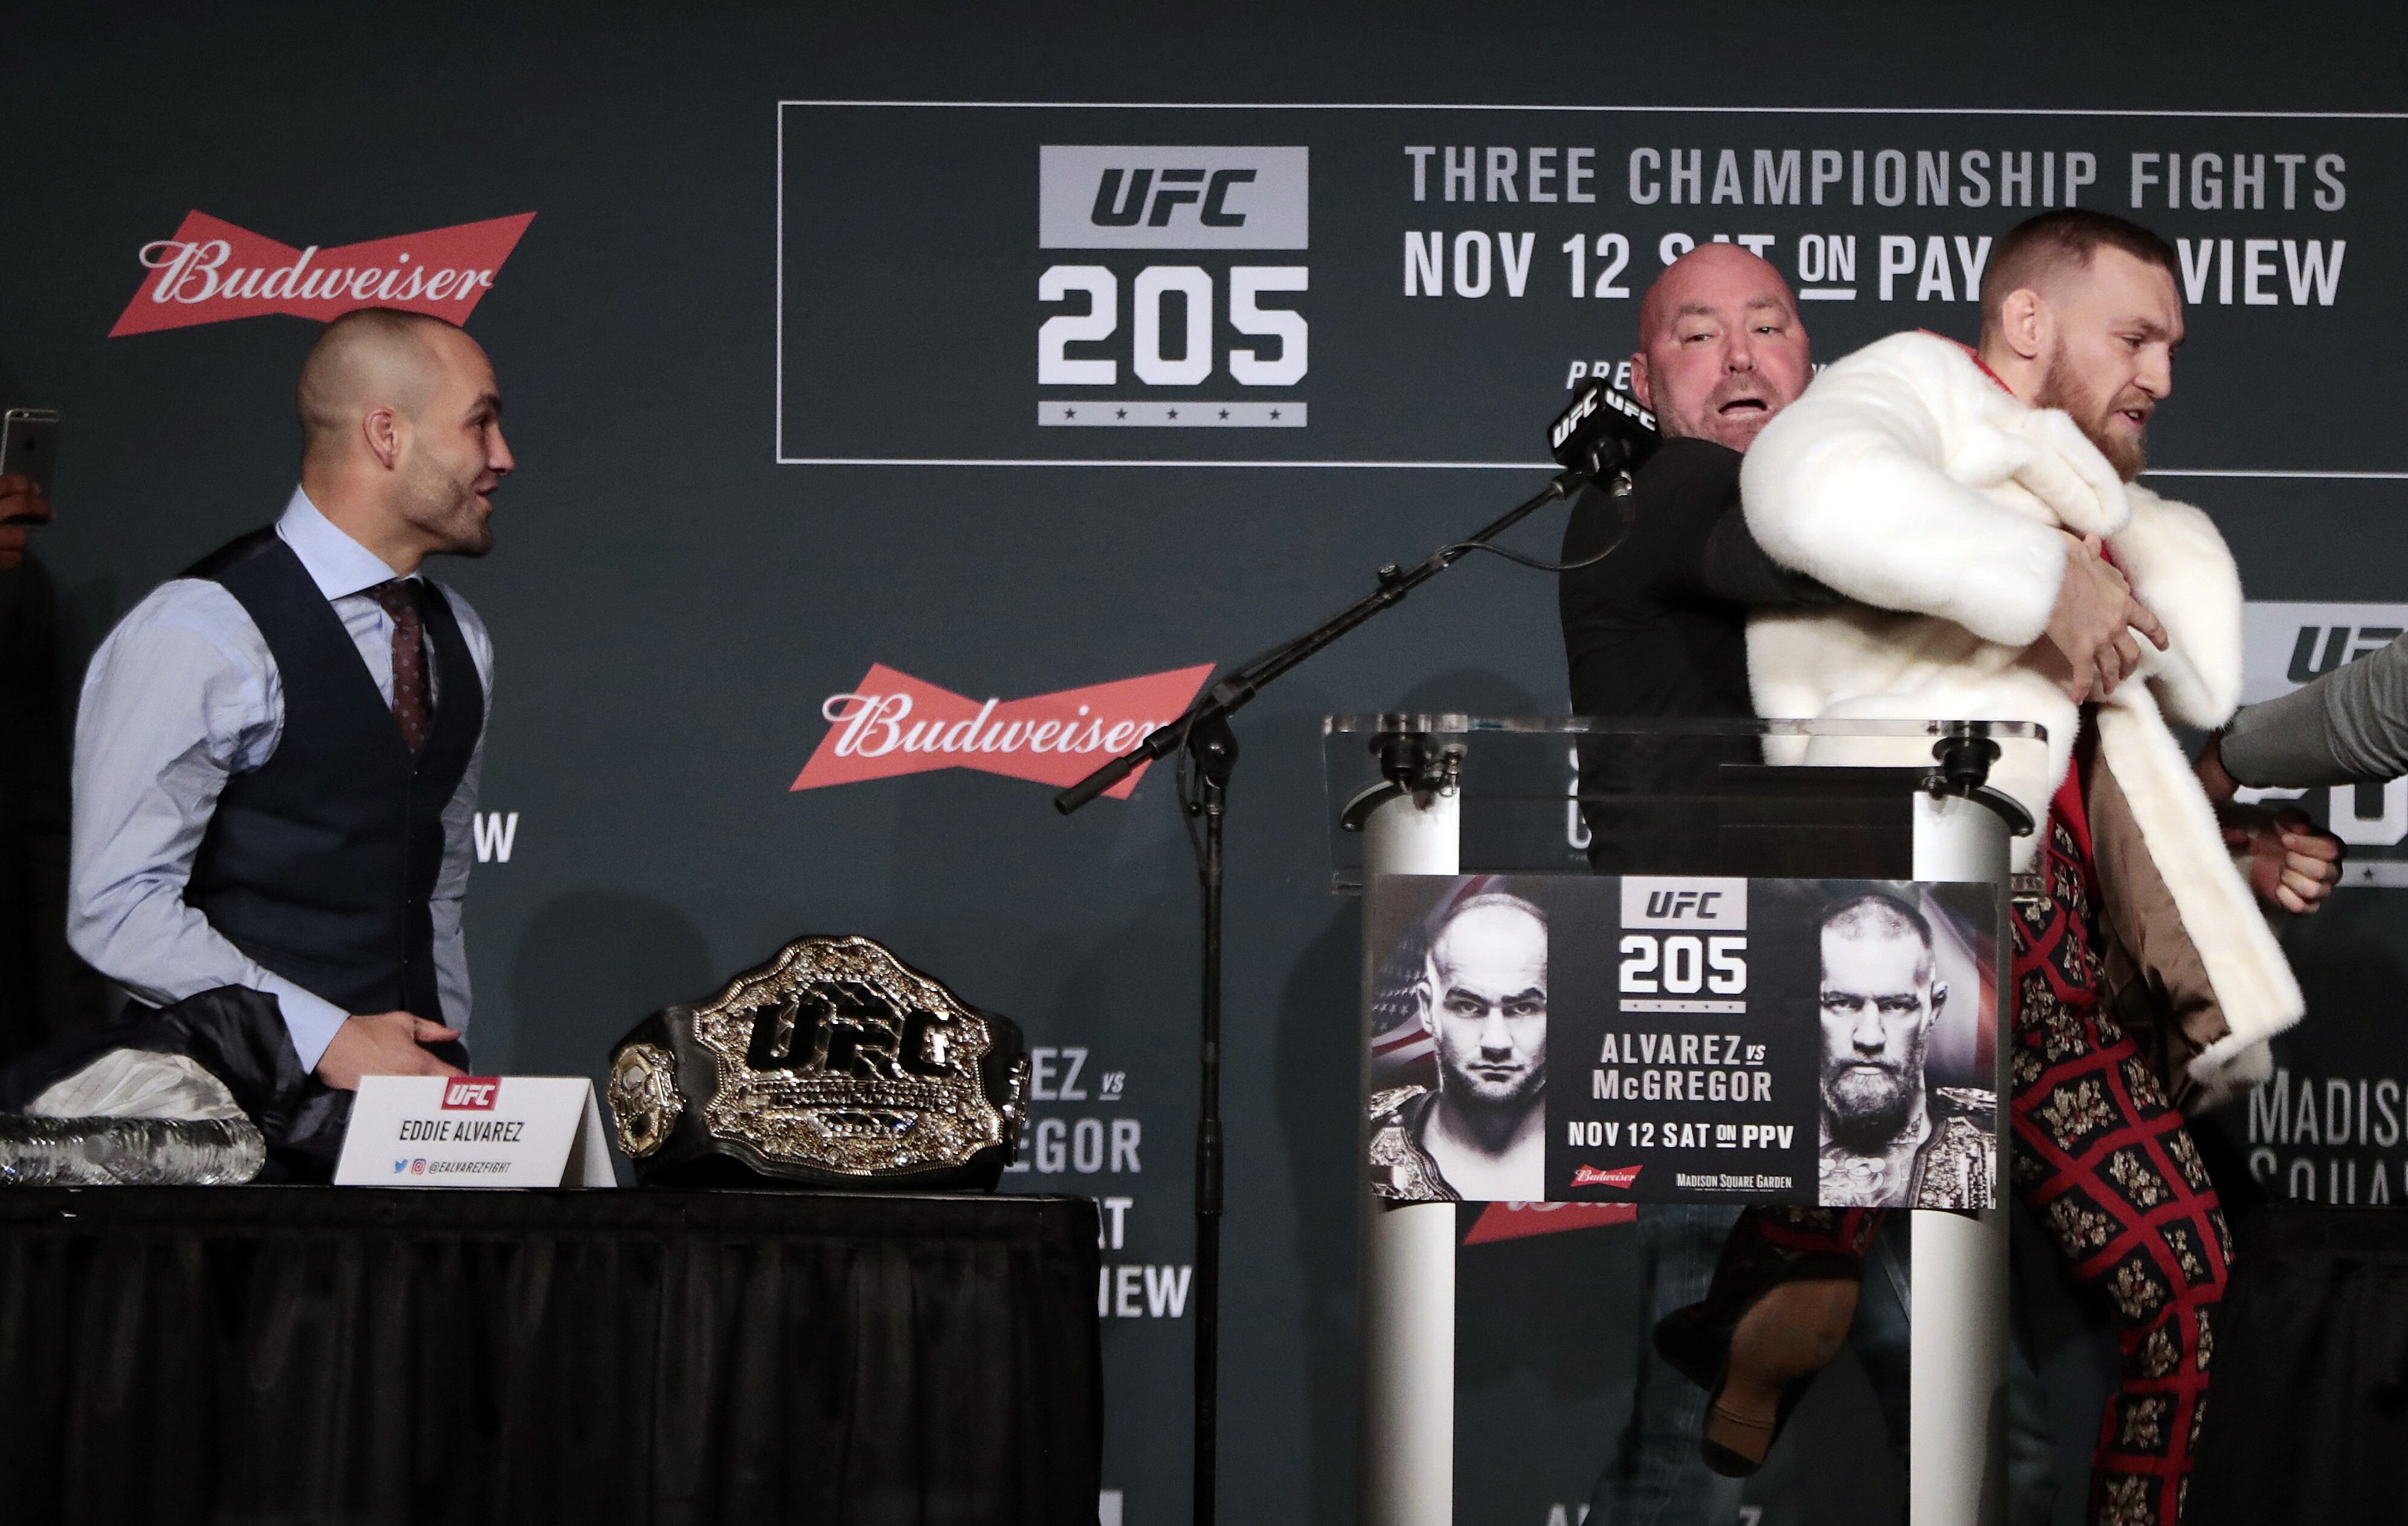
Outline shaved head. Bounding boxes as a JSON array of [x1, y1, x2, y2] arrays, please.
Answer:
[[1628, 243, 1812, 453], [1638, 243, 1794, 351], [297, 308, 460, 466], [293, 306, 512, 573], [1424, 893, 1549, 1115]]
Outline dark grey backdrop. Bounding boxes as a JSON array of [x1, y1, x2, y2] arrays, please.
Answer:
[[8, 6, 2408, 1524]]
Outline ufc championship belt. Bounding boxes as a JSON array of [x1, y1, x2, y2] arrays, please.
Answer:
[[605, 935, 1028, 1190]]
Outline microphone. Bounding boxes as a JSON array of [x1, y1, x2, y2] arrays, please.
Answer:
[[1547, 376, 1662, 483]]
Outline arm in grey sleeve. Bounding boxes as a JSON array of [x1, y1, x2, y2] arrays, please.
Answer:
[[2221, 633, 2408, 788], [1700, 503, 1847, 607], [68, 587, 351, 1070]]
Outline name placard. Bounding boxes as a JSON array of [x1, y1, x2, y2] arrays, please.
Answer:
[[334, 1075, 616, 1187]]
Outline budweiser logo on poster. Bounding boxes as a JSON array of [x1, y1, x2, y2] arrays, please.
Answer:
[[111, 210, 535, 336], [1461, 1200, 1637, 1245], [795, 662, 1215, 799], [1570, 1164, 1645, 1190]]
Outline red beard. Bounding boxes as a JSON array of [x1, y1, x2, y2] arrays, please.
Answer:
[[2038, 351, 2148, 483]]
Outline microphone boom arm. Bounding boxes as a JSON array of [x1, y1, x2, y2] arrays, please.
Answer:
[[1054, 463, 1595, 814], [1051, 381, 1647, 1524]]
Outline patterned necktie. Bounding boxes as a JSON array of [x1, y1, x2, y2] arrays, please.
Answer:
[[367, 581, 431, 750]]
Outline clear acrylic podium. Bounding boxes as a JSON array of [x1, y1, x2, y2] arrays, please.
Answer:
[[1327, 715, 2045, 1526]]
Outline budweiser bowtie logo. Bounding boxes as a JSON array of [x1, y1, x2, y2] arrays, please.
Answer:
[[1461, 1200, 1637, 1244], [111, 210, 535, 336], [1570, 1164, 1645, 1190], [795, 662, 1216, 799]]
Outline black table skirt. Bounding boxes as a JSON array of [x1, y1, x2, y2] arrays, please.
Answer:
[[0, 1186, 1100, 1525], [2192, 1205, 2408, 1526]]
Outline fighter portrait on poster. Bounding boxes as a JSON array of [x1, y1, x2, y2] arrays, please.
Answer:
[[1367, 886, 1551, 1203], [1812, 892, 1996, 1208]]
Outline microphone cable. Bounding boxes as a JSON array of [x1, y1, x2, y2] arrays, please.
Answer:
[[1436, 473, 1640, 573]]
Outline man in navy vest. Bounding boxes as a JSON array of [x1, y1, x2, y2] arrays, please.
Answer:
[[69, 307, 511, 1090]]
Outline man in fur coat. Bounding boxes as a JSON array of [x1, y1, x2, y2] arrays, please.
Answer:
[[1661, 211, 2337, 1525]]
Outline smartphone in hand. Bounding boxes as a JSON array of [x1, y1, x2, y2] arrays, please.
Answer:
[[1, 408, 60, 524]]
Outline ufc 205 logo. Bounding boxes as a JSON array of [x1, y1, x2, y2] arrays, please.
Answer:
[[1036, 146, 1309, 390], [1038, 265, 1306, 387]]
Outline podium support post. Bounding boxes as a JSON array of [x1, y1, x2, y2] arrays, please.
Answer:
[[1908, 790, 2014, 1526], [1356, 785, 1460, 1526], [1058, 471, 1598, 1526]]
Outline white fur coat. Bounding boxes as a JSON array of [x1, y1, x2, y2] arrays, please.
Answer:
[[1738, 330, 2299, 1101]]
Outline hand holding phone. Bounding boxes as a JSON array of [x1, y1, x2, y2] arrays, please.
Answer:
[[1, 409, 60, 527]]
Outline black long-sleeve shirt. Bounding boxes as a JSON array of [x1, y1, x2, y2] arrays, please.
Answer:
[[1557, 436, 1835, 870], [1560, 436, 1832, 720]]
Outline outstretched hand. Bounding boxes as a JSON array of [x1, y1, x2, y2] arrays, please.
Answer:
[[2195, 736, 2343, 913], [2222, 805, 2346, 915], [2044, 534, 2168, 702]]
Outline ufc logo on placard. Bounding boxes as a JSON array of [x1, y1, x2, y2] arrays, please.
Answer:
[[442, 1078, 500, 1110]]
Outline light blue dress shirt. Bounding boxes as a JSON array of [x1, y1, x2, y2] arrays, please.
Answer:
[[69, 488, 492, 1072]]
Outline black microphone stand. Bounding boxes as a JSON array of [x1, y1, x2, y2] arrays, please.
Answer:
[[1054, 459, 1599, 1526]]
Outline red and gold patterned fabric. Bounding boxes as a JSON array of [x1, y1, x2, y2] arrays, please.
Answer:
[[1722, 763, 2229, 1525]]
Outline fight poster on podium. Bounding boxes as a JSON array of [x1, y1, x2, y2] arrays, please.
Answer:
[[1363, 874, 2000, 1210]]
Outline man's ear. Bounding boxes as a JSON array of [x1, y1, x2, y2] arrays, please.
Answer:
[[1627, 352, 1653, 410], [361, 405, 405, 471], [1927, 982, 1949, 1023], [1997, 289, 2048, 363]]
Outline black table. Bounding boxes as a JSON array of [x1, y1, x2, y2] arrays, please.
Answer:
[[0, 1185, 1100, 1525], [2192, 1204, 2408, 1526]]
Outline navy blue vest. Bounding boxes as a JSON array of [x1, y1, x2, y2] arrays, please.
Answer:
[[184, 530, 484, 1023]]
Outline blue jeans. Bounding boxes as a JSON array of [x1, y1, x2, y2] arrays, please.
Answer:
[[1587, 1209, 2055, 1526], [1587, 1203, 1747, 1526], [1854, 1214, 1913, 1467], [1853, 1214, 2064, 1525]]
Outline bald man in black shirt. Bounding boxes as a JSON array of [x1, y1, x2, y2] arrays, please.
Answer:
[[1558, 244, 1865, 1526], [1558, 244, 1832, 875]]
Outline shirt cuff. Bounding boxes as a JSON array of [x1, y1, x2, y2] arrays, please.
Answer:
[[260, 974, 350, 1074], [2217, 720, 2271, 788], [2218, 696, 2313, 790]]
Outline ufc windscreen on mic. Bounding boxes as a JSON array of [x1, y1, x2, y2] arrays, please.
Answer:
[[1548, 378, 1661, 479]]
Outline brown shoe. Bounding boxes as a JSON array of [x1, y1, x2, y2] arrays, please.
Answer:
[[1654, 1211, 1868, 1481], [1696, 1277, 1860, 1476]]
